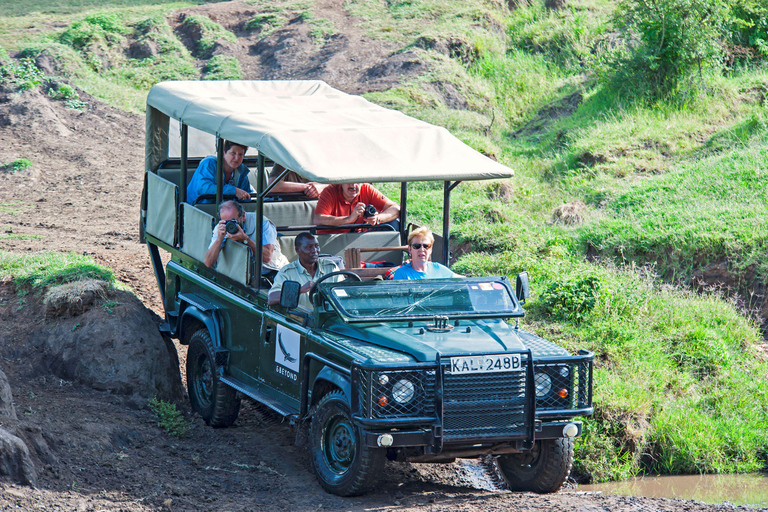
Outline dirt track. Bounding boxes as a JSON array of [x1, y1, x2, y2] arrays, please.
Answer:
[[1, 1, 766, 510]]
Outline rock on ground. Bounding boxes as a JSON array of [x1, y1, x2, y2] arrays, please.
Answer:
[[33, 288, 183, 404], [0, 428, 36, 487], [0, 370, 17, 420]]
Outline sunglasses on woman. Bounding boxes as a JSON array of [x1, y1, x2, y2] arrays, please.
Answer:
[[411, 243, 432, 250]]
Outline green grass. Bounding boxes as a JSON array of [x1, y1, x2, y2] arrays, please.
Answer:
[[0, 201, 32, 215], [6, 7, 201, 112], [242, 1, 335, 43], [148, 396, 192, 438], [297, 10, 337, 43], [244, 12, 289, 37], [1, 159, 33, 173], [576, 136, 768, 295], [0, 0, 202, 17], [0, 55, 46, 90], [203, 54, 242, 81], [182, 14, 235, 58], [0, 233, 43, 240], [0, 251, 116, 291]]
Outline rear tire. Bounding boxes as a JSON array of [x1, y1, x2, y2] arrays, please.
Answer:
[[495, 438, 573, 493], [310, 390, 384, 496], [186, 329, 240, 427]]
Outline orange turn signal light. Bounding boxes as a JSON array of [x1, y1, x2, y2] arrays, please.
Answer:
[[378, 396, 388, 407], [558, 389, 569, 398]]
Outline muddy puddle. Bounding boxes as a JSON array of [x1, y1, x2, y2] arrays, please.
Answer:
[[579, 473, 768, 507]]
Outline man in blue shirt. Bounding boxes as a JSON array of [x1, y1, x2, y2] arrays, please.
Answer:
[[204, 201, 288, 275], [187, 140, 255, 204], [392, 227, 461, 280]]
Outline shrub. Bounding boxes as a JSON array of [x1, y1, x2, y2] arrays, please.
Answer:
[[245, 12, 289, 37], [1, 159, 33, 173], [203, 54, 242, 81], [612, 0, 728, 96], [725, 0, 768, 60], [537, 275, 602, 323], [60, 12, 128, 50], [183, 15, 236, 58], [48, 82, 79, 100], [0, 57, 46, 91], [148, 397, 192, 438], [64, 98, 88, 110]]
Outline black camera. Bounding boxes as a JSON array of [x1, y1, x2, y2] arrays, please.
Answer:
[[225, 219, 240, 234], [363, 204, 378, 218]]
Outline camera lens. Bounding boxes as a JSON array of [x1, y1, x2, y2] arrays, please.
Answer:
[[363, 204, 377, 218], [225, 219, 239, 234]]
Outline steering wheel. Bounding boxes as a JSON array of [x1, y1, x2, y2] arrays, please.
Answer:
[[308, 270, 362, 304]]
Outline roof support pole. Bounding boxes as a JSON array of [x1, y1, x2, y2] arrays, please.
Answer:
[[442, 181, 461, 267], [215, 137, 224, 206], [442, 181, 450, 266], [179, 124, 188, 203], [178, 124, 188, 247], [256, 154, 265, 289], [399, 182, 408, 245], [260, 166, 288, 198]]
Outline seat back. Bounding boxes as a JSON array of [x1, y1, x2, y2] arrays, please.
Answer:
[[278, 231, 404, 266], [216, 237, 251, 286], [180, 203, 215, 262], [156, 166, 194, 188], [261, 200, 317, 229], [145, 172, 178, 246]]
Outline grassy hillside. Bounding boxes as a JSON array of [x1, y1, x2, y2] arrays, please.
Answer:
[[2, 0, 767, 483]]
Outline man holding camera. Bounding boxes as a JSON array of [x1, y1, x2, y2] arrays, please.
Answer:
[[312, 183, 400, 234], [204, 200, 288, 276]]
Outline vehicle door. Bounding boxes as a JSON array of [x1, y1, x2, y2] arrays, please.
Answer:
[[259, 308, 307, 409], [208, 290, 264, 387]]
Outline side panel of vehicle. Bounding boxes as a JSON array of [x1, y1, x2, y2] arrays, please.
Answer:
[[167, 260, 264, 388], [259, 312, 307, 410]]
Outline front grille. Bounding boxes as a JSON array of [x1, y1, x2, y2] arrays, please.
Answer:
[[441, 360, 529, 441]]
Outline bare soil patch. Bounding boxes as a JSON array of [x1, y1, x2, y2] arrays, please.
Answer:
[[0, 2, 765, 510]]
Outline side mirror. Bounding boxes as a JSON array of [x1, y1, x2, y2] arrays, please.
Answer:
[[516, 272, 530, 305], [279, 280, 301, 309]]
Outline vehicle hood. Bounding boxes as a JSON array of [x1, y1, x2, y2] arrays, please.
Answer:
[[323, 318, 570, 363]]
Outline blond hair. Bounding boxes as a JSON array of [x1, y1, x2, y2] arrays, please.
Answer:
[[407, 226, 434, 246]]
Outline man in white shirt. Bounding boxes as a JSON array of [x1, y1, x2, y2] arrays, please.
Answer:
[[268, 232, 340, 309], [204, 200, 288, 276]]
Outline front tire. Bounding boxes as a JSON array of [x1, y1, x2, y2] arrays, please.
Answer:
[[186, 329, 240, 427], [495, 438, 574, 493], [310, 390, 384, 496]]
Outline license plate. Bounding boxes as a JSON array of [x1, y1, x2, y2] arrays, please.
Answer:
[[449, 354, 521, 374]]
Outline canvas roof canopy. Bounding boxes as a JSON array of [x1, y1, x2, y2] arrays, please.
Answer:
[[146, 80, 514, 184]]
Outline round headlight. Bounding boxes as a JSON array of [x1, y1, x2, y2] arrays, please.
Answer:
[[535, 373, 552, 397], [392, 379, 415, 404]]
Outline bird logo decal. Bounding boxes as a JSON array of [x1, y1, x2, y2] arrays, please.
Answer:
[[278, 331, 297, 363]]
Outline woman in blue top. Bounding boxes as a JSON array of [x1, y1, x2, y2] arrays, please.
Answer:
[[392, 227, 462, 280], [186, 140, 255, 204]]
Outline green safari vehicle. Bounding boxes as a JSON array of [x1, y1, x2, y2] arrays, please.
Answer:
[[140, 80, 594, 496]]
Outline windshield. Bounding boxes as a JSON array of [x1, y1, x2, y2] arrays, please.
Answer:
[[325, 278, 521, 321]]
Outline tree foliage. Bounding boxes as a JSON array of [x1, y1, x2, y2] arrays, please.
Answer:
[[613, 0, 728, 95]]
